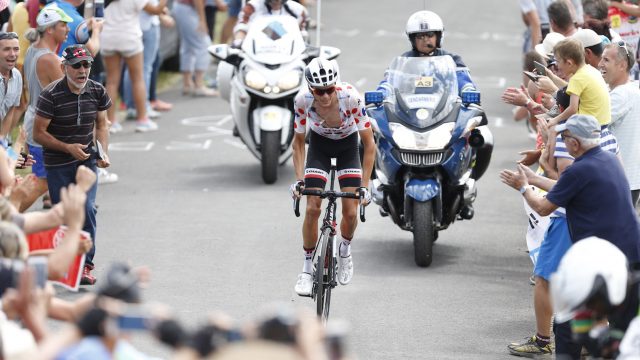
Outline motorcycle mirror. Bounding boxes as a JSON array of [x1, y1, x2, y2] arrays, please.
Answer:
[[319, 46, 341, 60], [208, 44, 229, 61]]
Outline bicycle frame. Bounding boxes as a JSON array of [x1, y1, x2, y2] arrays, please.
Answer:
[[293, 159, 366, 321]]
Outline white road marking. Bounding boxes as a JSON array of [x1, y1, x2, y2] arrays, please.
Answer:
[[181, 114, 231, 127], [493, 117, 504, 128], [355, 77, 367, 88], [224, 139, 247, 149], [109, 142, 154, 151], [216, 115, 233, 126], [498, 77, 506, 88], [166, 140, 212, 151]]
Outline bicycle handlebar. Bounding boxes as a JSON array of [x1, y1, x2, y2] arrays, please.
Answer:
[[293, 187, 366, 222]]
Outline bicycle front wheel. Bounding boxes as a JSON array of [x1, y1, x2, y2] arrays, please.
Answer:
[[315, 227, 334, 321]]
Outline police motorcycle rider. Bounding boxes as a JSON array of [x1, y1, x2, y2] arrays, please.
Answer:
[[551, 237, 640, 359], [232, 0, 308, 48], [377, 10, 494, 210]]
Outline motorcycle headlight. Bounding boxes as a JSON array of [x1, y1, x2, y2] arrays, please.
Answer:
[[389, 122, 455, 151], [277, 70, 301, 91], [244, 69, 267, 90]]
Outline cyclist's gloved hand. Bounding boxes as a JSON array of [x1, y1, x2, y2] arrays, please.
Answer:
[[358, 187, 371, 205], [290, 180, 305, 199]]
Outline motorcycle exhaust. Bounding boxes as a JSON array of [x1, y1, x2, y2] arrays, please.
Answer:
[[463, 178, 477, 205], [468, 129, 484, 148], [371, 178, 384, 206]]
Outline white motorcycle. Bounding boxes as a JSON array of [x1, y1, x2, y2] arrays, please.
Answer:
[[209, 15, 340, 184]]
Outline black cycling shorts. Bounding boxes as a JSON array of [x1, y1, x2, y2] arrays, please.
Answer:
[[304, 131, 362, 189]]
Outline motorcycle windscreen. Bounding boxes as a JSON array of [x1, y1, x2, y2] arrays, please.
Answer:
[[241, 15, 306, 65], [384, 56, 459, 129]]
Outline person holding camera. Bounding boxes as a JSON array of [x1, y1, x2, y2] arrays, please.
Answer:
[[33, 44, 111, 286]]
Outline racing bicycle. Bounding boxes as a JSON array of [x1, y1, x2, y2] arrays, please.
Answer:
[[294, 160, 366, 322]]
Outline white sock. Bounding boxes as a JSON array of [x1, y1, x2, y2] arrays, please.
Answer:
[[302, 248, 313, 274], [339, 236, 352, 257]]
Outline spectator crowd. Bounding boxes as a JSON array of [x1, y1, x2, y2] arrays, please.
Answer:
[[501, 0, 640, 358], [0, 0, 342, 359]]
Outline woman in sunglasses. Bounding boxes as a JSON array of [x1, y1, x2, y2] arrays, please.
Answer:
[[290, 58, 375, 297]]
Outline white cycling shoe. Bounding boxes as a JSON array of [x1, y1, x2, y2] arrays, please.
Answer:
[[294, 272, 313, 296], [338, 254, 354, 285]]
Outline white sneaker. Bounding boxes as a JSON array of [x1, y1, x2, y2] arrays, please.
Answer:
[[294, 272, 313, 296], [97, 168, 118, 185], [109, 122, 123, 134], [135, 119, 158, 132], [147, 108, 161, 119], [338, 254, 353, 285]]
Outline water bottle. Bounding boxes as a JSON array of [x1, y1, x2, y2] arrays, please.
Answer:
[[94, 0, 104, 19]]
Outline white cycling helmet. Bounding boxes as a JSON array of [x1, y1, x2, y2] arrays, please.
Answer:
[[304, 58, 338, 88], [550, 237, 629, 323], [406, 10, 444, 49]]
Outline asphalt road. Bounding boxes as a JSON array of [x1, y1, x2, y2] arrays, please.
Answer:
[[57, 1, 542, 359]]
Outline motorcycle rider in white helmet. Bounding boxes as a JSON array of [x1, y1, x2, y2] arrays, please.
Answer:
[[290, 58, 375, 296], [376, 10, 493, 212], [551, 237, 640, 359], [378, 10, 476, 98], [232, 0, 307, 47]]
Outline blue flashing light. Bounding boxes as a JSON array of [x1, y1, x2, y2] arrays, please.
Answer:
[[462, 90, 481, 105], [365, 91, 384, 105]]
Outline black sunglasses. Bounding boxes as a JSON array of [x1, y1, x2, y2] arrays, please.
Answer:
[[70, 61, 92, 69], [415, 32, 437, 40], [0, 32, 18, 40], [311, 86, 335, 96]]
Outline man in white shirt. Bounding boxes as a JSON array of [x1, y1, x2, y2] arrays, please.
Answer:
[[599, 41, 640, 208]]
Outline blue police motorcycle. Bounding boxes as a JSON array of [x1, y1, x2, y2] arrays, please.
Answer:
[[365, 56, 492, 267]]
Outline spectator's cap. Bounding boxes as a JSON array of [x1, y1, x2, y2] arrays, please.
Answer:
[[61, 45, 93, 65], [36, 6, 72, 30], [535, 32, 565, 59], [555, 114, 601, 139], [571, 28, 602, 48], [600, 35, 611, 45]]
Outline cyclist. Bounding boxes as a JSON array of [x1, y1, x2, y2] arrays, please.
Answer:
[[291, 58, 375, 296], [551, 237, 640, 359]]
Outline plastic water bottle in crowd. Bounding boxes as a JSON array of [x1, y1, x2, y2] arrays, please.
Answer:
[[94, 0, 104, 19]]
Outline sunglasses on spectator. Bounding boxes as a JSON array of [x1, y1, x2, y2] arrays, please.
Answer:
[[617, 40, 632, 65], [70, 61, 92, 69], [311, 86, 335, 96], [0, 32, 18, 40], [415, 32, 437, 40]]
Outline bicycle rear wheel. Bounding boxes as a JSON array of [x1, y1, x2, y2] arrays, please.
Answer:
[[315, 228, 334, 321]]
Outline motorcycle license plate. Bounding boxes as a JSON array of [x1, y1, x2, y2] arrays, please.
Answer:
[[415, 77, 434, 88]]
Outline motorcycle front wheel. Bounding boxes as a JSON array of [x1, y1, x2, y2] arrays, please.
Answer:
[[412, 200, 435, 267], [260, 130, 281, 184]]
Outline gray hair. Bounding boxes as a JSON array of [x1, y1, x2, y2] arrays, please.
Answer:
[[0, 221, 28, 260], [605, 43, 635, 72], [573, 134, 600, 148]]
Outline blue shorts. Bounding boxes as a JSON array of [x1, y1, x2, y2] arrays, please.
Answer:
[[28, 144, 47, 179], [534, 216, 572, 281], [226, 0, 241, 16]]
